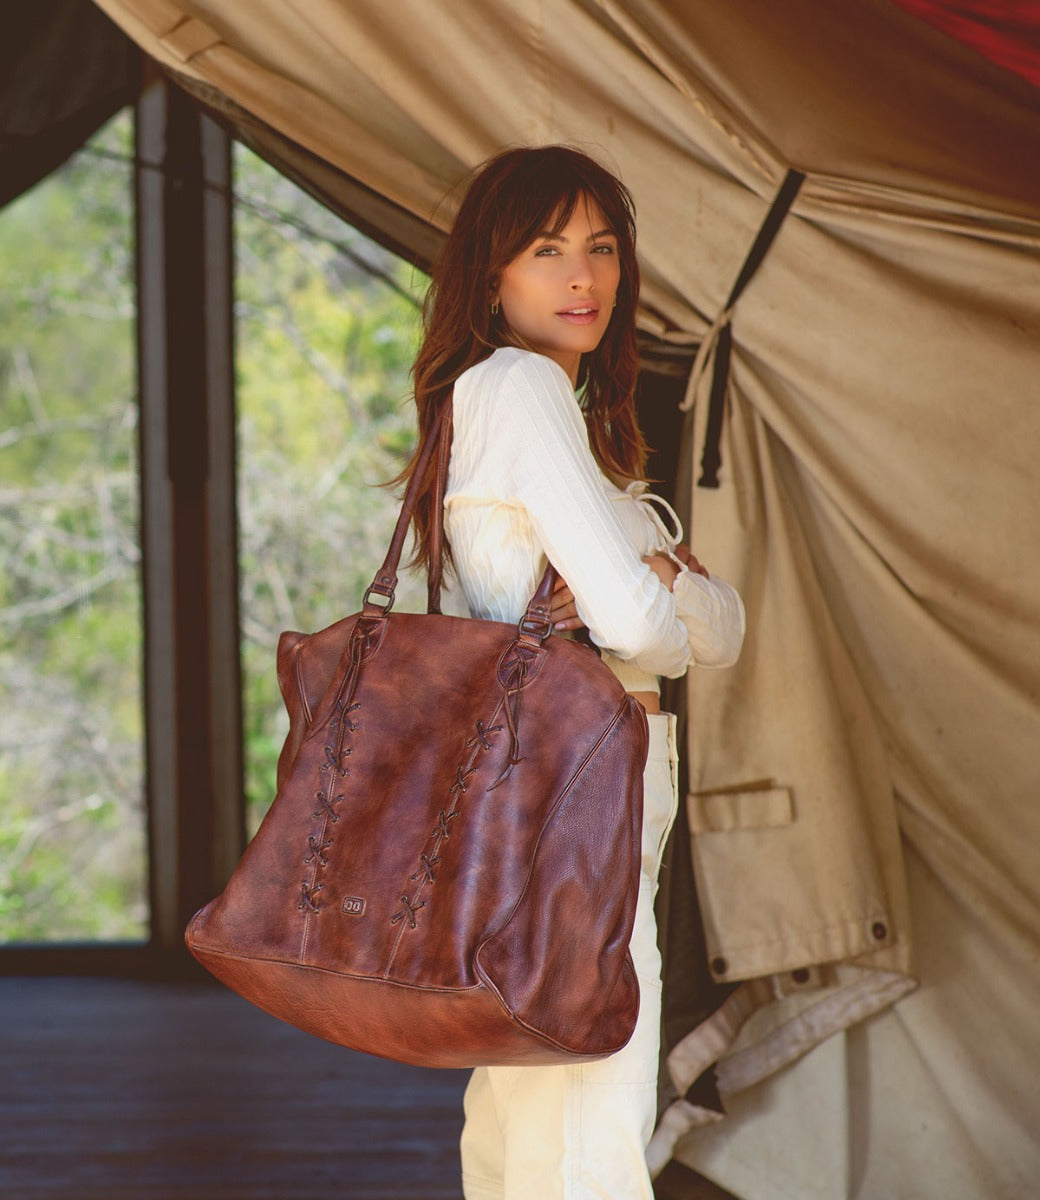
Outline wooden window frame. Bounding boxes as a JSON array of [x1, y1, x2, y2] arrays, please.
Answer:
[[2, 75, 244, 978], [0, 77, 692, 979]]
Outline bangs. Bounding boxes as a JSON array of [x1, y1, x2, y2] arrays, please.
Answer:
[[486, 147, 635, 267]]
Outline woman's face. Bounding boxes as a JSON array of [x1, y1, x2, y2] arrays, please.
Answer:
[[493, 196, 620, 386]]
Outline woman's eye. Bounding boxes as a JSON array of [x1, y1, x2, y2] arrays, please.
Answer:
[[591, 243, 616, 254], [534, 246, 559, 256]]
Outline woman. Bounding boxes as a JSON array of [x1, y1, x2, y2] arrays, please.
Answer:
[[401, 145, 745, 1199]]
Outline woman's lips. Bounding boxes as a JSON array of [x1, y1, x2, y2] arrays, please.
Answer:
[[556, 305, 600, 325]]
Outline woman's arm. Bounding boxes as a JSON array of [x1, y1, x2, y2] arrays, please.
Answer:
[[553, 550, 745, 669], [671, 568, 745, 667], [490, 351, 693, 678]]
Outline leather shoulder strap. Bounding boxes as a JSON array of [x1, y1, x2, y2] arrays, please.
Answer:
[[426, 401, 453, 615], [363, 404, 448, 616], [364, 395, 558, 625]]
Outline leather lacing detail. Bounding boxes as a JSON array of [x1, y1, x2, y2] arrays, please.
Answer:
[[304, 834, 333, 867], [490, 642, 539, 789], [331, 700, 361, 734], [321, 743, 351, 777], [433, 807, 458, 840], [410, 852, 440, 884], [388, 636, 544, 936], [310, 696, 353, 828], [390, 893, 426, 929], [468, 719, 498, 752], [389, 717, 502, 932], [312, 787, 343, 824], [297, 881, 324, 913], [298, 620, 373, 918]]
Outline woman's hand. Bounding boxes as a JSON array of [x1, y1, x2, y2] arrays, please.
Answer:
[[672, 542, 710, 578], [552, 541, 710, 631], [551, 575, 586, 632], [643, 553, 681, 590]]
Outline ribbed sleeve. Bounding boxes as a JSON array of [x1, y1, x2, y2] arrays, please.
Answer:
[[672, 570, 746, 667], [445, 347, 744, 683], [446, 350, 690, 676]]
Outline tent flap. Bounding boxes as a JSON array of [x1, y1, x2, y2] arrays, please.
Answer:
[[1, 1, 140, 209], [87, 2, 1040, 1197]]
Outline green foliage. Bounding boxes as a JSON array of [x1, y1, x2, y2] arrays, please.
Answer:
[[0, 113, 429, 939], [0, 111, 146, 941], [232, 147, 427, 832]]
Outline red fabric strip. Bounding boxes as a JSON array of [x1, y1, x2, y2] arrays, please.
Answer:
[[890, 0, 1040, 87]]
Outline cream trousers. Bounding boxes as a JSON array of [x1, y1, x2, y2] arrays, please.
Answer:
[[460, 711, 679, 1200]]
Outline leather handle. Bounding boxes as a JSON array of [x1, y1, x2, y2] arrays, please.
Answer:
[[364, 394, 558, 630], [517, 558, 559, 647], [363, 403, 449, 616], [426, 403, 454, 615]]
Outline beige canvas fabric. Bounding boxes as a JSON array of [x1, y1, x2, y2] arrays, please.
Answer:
[[91, 1, 1040, 1195]]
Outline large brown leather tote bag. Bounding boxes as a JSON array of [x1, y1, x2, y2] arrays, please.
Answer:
[[186, 402, 648, 1068]]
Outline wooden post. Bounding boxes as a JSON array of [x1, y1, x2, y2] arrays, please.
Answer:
[[136, 75, 244, 956]]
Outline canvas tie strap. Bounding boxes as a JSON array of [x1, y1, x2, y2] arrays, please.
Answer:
[[681, 168, 806, 488]]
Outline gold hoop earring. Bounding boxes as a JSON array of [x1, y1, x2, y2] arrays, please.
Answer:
[[490, 300, 500, 316]]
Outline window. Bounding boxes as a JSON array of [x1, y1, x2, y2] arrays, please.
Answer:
[[0, 107, 431, 950], [233, 148, 428, 834], [0, 111, 147, 942]]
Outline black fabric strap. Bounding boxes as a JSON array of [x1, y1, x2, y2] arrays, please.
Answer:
[[698, 168, 806, 488]]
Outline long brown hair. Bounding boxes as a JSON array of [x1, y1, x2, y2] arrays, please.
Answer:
[[401, 145, 647, 573]]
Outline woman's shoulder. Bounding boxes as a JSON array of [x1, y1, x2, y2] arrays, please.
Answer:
[[455, 349, 583, 448], [456, 346, 574, 401]]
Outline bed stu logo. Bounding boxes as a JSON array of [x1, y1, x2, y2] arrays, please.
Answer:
[[341, 895, 366, 916]]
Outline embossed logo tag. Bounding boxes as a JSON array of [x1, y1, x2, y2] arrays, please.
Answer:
[[341, 895, 366, 917]]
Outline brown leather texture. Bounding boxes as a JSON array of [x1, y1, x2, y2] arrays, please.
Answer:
[[186, 402, 648, 1067]]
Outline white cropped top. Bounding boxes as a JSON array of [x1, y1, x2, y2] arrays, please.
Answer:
[[443, 347, 745, 694]]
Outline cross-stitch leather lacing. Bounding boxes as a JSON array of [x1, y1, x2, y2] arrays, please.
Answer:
[[321, 742, 351, 776], [329, 700, 361, 734], [450, 763, 476, 797], [305, 834, 334, 867], [433, 808, 458, 840], [312, 787, 343, 823], [390, 893, 427, 929], [297, 880, 324, 913], [467, 720, 502, 752], [490, 641, 539, 789], [298, 618, 375, 928], [385, 713, 504, 959], [410, 852, 441, 884]]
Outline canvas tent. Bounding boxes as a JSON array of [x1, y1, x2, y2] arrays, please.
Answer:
[[69, 1, 1040, 1196]]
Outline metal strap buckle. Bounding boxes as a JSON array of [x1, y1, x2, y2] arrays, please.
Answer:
[[518, 609, 552, 640], [362, 584, 394, 610]]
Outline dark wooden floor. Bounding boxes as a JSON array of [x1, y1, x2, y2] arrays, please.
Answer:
[[0, 975, 467, 1200], [0, 976, 730, 1200]]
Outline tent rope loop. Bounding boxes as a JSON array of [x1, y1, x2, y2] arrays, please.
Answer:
[[681, 304, 735, 412], [682, 168, 806, 488]]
